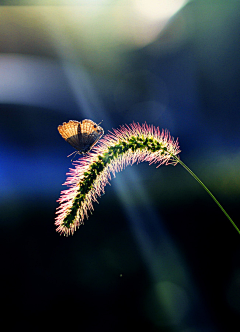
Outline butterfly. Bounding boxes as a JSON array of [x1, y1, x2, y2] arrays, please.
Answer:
[[58, 119, 104, 157]]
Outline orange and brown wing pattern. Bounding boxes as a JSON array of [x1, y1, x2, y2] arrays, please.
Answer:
[[58, 120, 79, 141], [79, 119, 97, 135], [58, 120, 82, 151], [80, 119, 104, 150], [58, 119, 104, 154]]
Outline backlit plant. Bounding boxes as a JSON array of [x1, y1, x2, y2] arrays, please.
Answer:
[[55, 122, 239, 236]]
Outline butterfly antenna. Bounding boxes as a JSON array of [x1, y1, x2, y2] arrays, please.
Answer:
[[98, 120, 103, 126]]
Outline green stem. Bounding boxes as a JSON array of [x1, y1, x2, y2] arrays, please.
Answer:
[[172, 155, 240, 235]]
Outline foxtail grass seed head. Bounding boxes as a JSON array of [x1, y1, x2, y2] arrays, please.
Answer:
[[55, 122, 180, 236]]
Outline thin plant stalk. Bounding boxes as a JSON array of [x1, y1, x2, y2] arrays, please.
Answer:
[[171, 155, 240, 235]]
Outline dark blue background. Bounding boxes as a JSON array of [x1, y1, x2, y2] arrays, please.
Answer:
[[1, 1, 240, 331]]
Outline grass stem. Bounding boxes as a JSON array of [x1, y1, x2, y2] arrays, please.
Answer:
[[172, 155, 240, 235]]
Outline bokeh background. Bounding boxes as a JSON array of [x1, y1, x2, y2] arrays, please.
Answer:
[[1, 1, 240, 331]]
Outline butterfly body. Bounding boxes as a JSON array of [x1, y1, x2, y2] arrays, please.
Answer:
[[58, 119, 104, 154]]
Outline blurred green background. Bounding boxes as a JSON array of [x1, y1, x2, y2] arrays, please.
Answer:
[[1, 1, 240, 331]]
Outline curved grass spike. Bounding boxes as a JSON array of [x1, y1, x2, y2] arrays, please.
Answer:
[[55, 122, 239, 236]]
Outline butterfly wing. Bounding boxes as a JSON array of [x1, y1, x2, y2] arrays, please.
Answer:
[[58, 120, 83, 151], [80, 119, 104, 152], [58, 119, 104, 153]]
